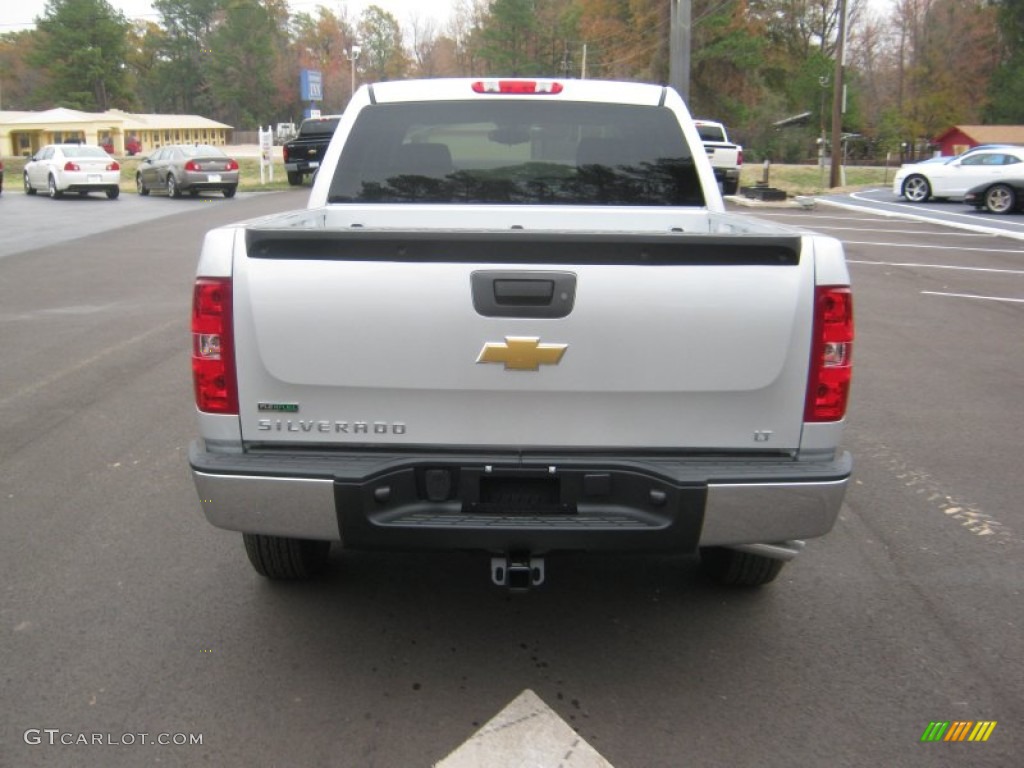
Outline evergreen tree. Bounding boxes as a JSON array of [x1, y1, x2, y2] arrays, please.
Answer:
[[478, 0, 541, 75], [207, 0, 282, 126], [152, 0, 220, 115], [31, 0, 134, 110], [985, 0, 1024, 122]]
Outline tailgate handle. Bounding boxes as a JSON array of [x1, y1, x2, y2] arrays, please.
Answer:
[[495, 279, 553, 305], [472, 271, 576, 319]]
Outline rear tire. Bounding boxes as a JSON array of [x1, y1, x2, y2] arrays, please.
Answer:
[[287, 171, 302, 186], [699, 547, 785, 586], [984, 183, 1016, 214], [222, 185, 237, 198], [48, 175, 63, 199], [722, 180, 739, 196], [242, 534, 330, 580], [106, 186, 120, 199], [167, 174, 181, 198]]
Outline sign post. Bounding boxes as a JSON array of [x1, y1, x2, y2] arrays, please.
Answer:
[[258, 125, 274, 184]]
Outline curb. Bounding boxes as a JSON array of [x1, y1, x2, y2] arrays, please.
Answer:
[[725, 194, 816, 210]]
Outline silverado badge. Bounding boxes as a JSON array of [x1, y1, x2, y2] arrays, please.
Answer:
[[476, 336, 568, 371]]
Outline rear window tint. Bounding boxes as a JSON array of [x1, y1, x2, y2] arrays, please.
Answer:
[[180, 145, 226, 157], [327, 101, 703, 207], [695, 124, 725, 142], [300, 118, 340, 137], [63, 146, 110, 158]]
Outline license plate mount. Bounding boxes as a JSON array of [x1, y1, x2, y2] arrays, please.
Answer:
[[468, 474, 572, 516]]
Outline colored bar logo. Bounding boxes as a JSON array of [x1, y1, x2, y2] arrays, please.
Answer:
[[921, 721, 997, 742]]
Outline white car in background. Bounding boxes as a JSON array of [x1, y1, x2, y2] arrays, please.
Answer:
[[23, 144, 122, 199], [893, 146, 1024, 202]]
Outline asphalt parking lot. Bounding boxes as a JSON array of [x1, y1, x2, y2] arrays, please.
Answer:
[[822, 186, 1024, 239], [2, 189, 1021, 767], [0, 186, 309, 260]]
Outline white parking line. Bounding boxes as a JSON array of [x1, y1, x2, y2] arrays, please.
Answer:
[[817, 194, 1024, 240], [844, 240, 1024, 254], [0, 318, 179, 409], [921, 291, 1024, 304], [436, 689, 614, 768], [848, 259, 1024, 275], [754, 212, 1000, 236], [806, 226, 996, 237]]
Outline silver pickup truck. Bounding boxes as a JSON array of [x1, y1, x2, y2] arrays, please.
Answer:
[[189, 78, 852, 589]]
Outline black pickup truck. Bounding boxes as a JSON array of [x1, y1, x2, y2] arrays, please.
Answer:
[[282, 115, 341, 185]]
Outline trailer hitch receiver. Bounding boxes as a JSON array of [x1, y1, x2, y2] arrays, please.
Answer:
[[491, 554, 545, 591]]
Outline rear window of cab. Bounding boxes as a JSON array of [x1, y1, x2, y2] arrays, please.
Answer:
[[328, 100, 704, 207]]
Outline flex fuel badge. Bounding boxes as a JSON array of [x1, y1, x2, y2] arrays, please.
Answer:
[[257, 402, 299, 413]]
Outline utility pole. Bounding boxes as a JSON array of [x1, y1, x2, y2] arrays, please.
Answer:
[[346, 44, 362, 106], [829, 0, 848, 188], [669, 0, 691, 101]]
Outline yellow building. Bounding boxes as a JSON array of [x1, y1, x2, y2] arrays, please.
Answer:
[[0, 108, 233, 157]]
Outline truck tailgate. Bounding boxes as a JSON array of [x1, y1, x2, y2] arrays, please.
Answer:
[[233, 230, 814, 452]]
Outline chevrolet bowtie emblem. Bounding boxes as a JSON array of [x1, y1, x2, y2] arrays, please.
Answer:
[[476, 336, 568, 371]]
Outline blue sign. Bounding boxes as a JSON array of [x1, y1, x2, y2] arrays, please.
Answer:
[[300, 69, 323, 102]]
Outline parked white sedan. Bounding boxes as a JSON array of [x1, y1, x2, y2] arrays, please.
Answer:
[[23, 144, 122, 199], [892, 147, 1024, 202]]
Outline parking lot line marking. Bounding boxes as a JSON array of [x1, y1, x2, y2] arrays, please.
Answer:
[[753, 213, 1001, 236], [845, 241, 1024, 254], [848, 259, 1024, 275], [803, 226, 997, 237], [0, 318, 179, 409], [921, 291, 1024, 304], [434, 689, 613, 768], [817, 195, 1024, 240]]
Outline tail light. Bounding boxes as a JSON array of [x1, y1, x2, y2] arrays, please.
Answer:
[[737, 149, 743, 167], [282, 146, 290, 162], [64, 161, 80, 171], [185, 160, 201, 172], [225, 159, 239, 171], [805, 286, 853, 422], [107, 161, 119, 171], [192, 278, 238, 414]]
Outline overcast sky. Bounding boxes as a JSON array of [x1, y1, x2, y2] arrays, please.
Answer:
[[0, 0, 457, 33]]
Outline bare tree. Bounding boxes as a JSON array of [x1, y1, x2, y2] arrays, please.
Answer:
[[409, 12, 440, 76]]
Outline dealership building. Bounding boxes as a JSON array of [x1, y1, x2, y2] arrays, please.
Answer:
[[0, 107, 232, 157]]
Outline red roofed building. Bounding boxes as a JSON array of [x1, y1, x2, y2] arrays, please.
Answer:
[[932, 125, 1024, 156]]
